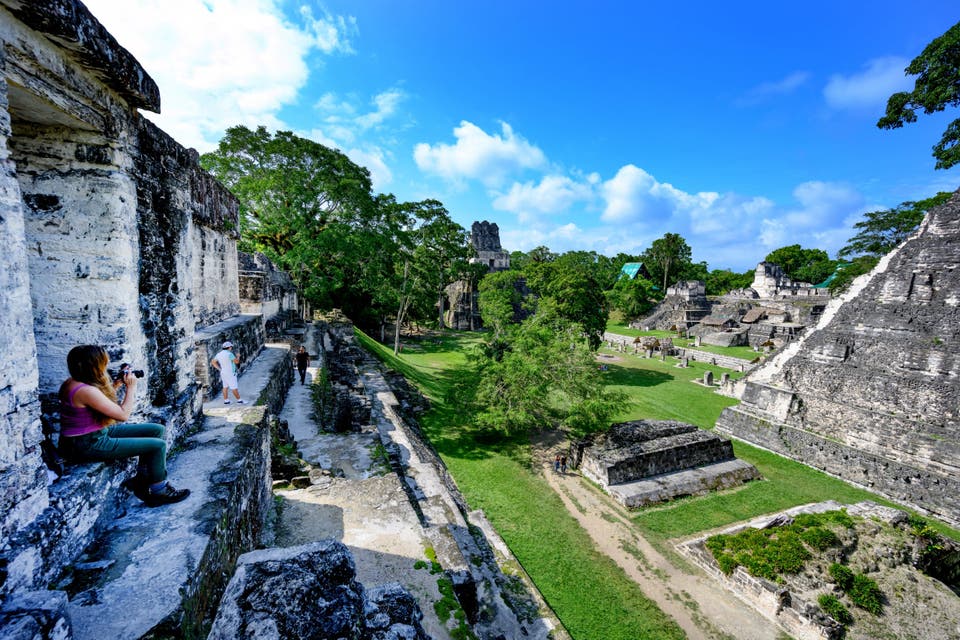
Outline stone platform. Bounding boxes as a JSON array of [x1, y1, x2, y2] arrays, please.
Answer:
[[607, 459, 761, 508], [576, 420, 760, 508]]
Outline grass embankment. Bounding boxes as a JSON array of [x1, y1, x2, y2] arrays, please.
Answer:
[[356, 330, 685, 640], [605, 322, 759, 360]]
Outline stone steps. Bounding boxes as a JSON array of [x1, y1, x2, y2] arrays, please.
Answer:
[[607, 459, 762, 508], [60, 342, 293, 639]]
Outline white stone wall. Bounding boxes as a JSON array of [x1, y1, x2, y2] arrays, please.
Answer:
[[13, 126, 145, 393], [0, 75, 46, 545], [191, 225, 239, 328]]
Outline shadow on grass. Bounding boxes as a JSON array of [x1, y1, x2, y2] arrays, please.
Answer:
[[602, 362, 673, 387]]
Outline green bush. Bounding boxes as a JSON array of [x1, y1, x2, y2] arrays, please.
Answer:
[[801, 526, 840, 551], [829, 563, 854, 591], [849, 574, 884, 615], [817, 593, 853, 624]]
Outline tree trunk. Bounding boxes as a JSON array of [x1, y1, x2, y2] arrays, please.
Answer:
[[437, 291, 446, 329]]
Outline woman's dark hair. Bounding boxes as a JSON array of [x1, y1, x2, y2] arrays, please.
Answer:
[[66, 345, 117, 421]]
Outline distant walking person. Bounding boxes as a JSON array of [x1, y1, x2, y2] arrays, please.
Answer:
[[211, 341, 243, 404], [554, 454, 561, 473], [560, 455, 567, 474], [295, 346, 310, 385], [57, 345, 190, 507]]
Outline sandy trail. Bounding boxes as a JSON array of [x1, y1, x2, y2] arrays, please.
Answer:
[[537, 435, 782, 640]]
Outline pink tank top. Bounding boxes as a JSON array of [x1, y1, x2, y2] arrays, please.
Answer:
[[60, 384, 105, 437]]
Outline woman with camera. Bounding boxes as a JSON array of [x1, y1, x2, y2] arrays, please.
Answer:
[[58, 345, 189, 507]]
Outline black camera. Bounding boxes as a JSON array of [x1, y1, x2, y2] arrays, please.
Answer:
[[110, 364, 145, 382]]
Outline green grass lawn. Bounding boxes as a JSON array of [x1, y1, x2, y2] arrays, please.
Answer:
[[355, 327, 960, 639], [605, 322, 759, 361], [357, 329, 685, 640]]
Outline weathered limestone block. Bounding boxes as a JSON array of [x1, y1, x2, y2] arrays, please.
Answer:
[[207, 540, 428, 640], [0, 75, 47, 561], [718, 191, 960, 524], [0, 589, 71, 640], [580, 420, 725, 485], [0, 0, 242, 602], [238, 251, 300, 321]]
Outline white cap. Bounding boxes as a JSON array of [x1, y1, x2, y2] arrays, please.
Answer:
[[222, 341, 233, 348]]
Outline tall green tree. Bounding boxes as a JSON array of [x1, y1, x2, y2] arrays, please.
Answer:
[[764, 245, 835, 285], [477, 270, 524, 341], [838, 192, 952, 259], [607, 275, 657, 320], [471, 302, 626, 437], [388, 200, 470, 353], [642, 232, 693, 291], [200, 125, 377, 311], [877, 21, 960, 170], [525, 253, 609, 349]]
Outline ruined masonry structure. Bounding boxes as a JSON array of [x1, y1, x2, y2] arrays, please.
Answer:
[[574, 420, 760, 508], [0, 0, 298, 599], [445, 219, 511, 330], [716, 190, 960, 525]]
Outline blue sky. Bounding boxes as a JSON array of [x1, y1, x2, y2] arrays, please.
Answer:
[[85, 0, 959, 271]]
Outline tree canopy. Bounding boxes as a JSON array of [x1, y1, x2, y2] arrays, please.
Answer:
[[201, 126, 471, 333], [838, 192, 952, 259], [877, 21, 960, 170], [642, 233, 693, 291], [764, 245, 836, 285]]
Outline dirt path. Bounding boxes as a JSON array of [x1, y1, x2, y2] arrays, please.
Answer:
[[537, 435, 782, 640]]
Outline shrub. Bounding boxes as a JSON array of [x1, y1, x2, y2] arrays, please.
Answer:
[[716, 553, 738, 575], [801, 526, 840, 551], [817, 593, 853, 624], [849, 574, 884, 615], [829, 563, 854, 591]]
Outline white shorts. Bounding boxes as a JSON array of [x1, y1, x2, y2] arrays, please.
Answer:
[[219, 371, 239, 390]]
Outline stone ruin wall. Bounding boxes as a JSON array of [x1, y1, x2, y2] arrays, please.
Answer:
[[0, 0, 242, 593], [238, 250, 302, 328], [716, 190, 960, 525]]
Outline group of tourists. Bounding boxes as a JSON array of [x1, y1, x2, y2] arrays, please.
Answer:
[[553, 454, 568, 474]]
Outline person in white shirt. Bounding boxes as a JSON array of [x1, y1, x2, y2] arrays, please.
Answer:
[[211, 341, 243, 404]]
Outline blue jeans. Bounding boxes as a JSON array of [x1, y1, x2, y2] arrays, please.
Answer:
[[59, 422, 168, 483]]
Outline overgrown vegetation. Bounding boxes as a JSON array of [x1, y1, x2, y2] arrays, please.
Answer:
[[817, 593, 853, 624], [704, 511, 852, 583]]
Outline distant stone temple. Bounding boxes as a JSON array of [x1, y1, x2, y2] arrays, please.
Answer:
[[572, 420, 760, 508], [445, 220, 511, 329], [749, 261, 829, 299], [716, 190, 960, 526], [635, 266, 828, 349], [469, 220, 510, 271]]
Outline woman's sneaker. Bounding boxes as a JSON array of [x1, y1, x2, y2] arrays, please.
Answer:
[[121, 476, 150, 501], [143, 483, 190, 507]]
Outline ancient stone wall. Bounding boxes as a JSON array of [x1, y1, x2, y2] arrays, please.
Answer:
[[0, 68, 46, 558], [717, 191, 960, 525], [238, 250, 300, 321], [0, 0, 242, 595]]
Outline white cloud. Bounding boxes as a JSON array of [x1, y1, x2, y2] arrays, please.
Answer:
[[492, 175, 594, 222], [413, 121, 547, 187], [738, 71, 810, 105], [83, 0, 357, 151], [600, 165, 718, 224], [315, 89, 407, 145], [824, 57, 911, 111]]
